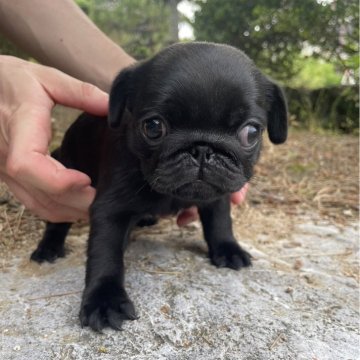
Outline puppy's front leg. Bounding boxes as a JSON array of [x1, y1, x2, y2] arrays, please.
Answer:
[[199, 195, 252, 270], [80, 207, 137, 332]]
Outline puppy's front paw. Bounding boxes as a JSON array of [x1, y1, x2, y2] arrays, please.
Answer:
[[80, 278, 138, 332], [30, 244, 65, 263], [210, 241, 252, 270]]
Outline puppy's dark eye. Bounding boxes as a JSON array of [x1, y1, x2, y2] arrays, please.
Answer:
[[142, 119, 167, 141], [239, 124, 261, 148]]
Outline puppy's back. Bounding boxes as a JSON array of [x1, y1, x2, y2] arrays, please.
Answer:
[[57, 113, 108, 187]]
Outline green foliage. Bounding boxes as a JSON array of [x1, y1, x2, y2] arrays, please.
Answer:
[[0, 0, 172, 61], [191, 0, 359, 82], [75, 0, 92, 13], [0, 34, 30, 58], [76, 0, 172, 60], [290, 58, 342, 89], [286, 85, 359, 133]]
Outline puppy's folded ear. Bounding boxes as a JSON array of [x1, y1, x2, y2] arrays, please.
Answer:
[[108, 66, 136, 128], [265, 80, 288, 144]]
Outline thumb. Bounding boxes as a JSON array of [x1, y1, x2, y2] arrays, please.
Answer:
[[7, 104, 91, 193], [35, 65, 109, 116]]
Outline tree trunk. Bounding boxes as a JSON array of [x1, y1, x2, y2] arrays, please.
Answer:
[[168, 0, 179, 43]]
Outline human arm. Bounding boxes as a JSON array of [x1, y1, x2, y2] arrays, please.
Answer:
[[0, 0, 135, 92]]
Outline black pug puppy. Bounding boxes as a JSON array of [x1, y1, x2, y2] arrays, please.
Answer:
[[31, 42, 287, 331]]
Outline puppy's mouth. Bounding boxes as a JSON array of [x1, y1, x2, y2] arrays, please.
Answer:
[[146, 146, 246, 201], [147, 163, 244, 202]]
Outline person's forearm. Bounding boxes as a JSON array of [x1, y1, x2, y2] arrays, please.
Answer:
[[0, 0, 135, 92]]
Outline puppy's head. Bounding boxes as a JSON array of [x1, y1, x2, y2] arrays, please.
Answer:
[[109, 42, 287, 202]]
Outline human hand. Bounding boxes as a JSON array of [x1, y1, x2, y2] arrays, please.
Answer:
[[0, 56, 109, 222]]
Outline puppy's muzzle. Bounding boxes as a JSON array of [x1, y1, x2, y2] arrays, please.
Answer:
[[149, 141, 243, 201]]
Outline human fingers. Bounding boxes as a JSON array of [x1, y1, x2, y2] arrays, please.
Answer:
[[230, 183, 249, 205], [1, 173, 89, 222], [0, 58, 106, 221], [176, 206, 199, 227], [34, 64, 109, 115], [6, 104, 92, 192]]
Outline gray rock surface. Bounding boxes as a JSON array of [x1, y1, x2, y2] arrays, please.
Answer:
[[0, 219, 358, 360]]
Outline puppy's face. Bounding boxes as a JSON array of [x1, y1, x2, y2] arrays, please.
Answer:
[[109, 43, 287, 202]]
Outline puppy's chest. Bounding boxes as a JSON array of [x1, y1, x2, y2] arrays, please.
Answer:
[[111, 161, 198, 216], [139, 192, 191, 217], [115, 167, 192, 216]]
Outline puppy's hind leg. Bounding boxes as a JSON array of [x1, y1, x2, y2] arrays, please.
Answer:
[[199, 195, 252, 270], [31, 222, 71, 263], [30, 146, 75, 264]]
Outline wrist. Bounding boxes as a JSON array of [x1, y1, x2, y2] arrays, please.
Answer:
[[95, 53, 136, 93]]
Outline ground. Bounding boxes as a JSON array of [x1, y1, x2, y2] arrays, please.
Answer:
[[0, 116, 358, 360]]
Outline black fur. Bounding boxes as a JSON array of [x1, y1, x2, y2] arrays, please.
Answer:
[[31, 42, 287, 331]]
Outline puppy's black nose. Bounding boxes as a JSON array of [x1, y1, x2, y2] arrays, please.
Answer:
[[190, 145, 214, 164]]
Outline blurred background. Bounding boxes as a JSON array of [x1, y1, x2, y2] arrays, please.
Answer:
[[1, 0, 358, 133]]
